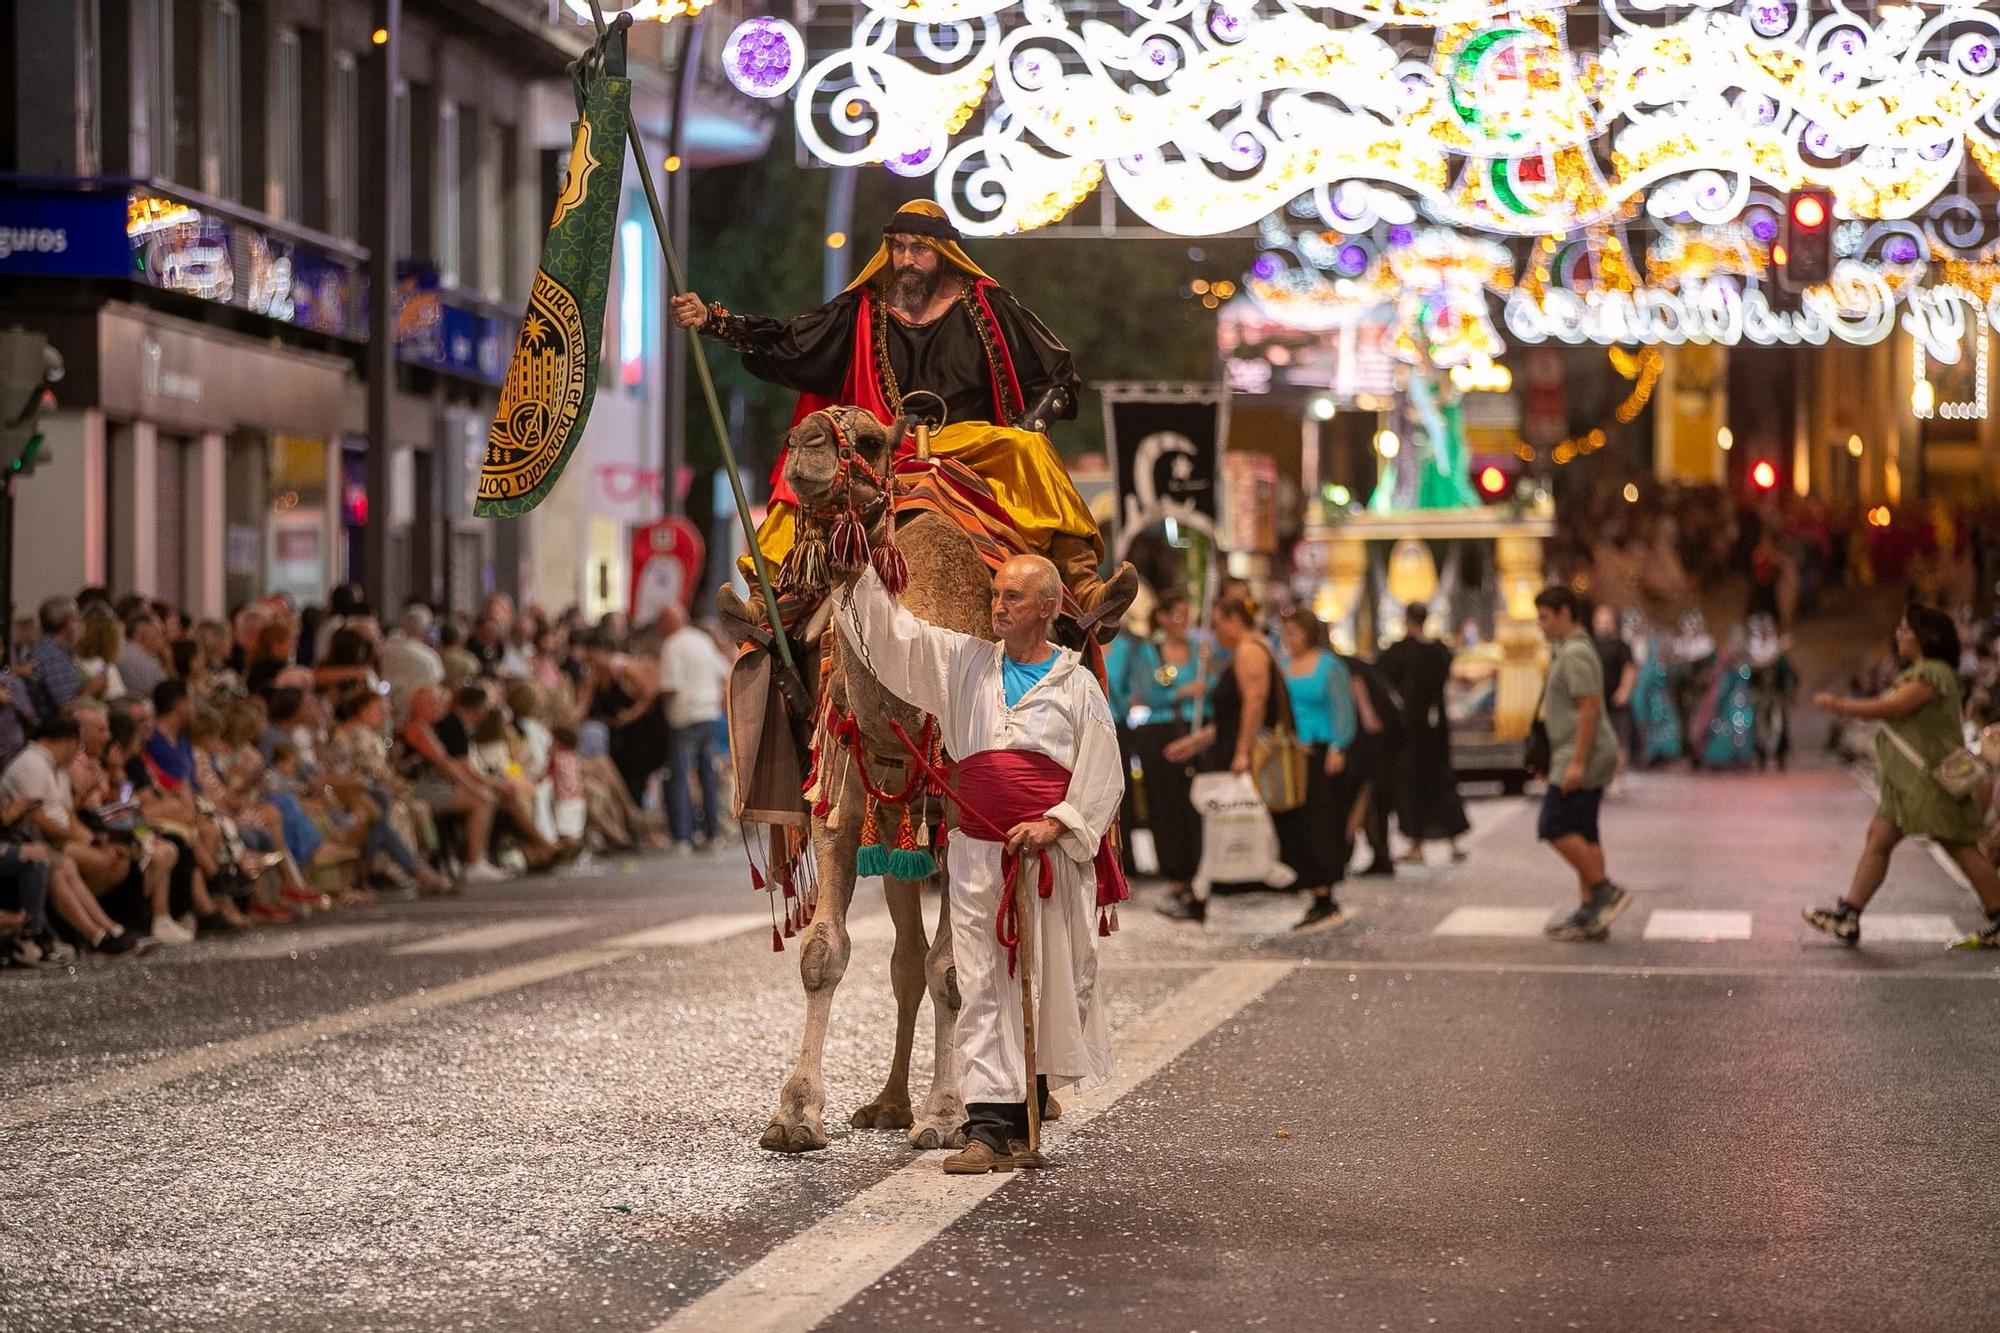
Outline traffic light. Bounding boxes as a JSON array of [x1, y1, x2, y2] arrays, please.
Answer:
[[1751, 459, 1778, 492], [0, 329, 63, 477], [1476, 464, 1513, 502], [1779, 188, 1833, 290]]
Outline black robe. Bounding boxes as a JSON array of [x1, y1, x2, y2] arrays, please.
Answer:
[[1378, 636, 1471, 841], [706, 284, 1081, 432]]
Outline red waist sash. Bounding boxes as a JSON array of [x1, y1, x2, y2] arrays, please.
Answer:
[[953, 749, 1130, 916]]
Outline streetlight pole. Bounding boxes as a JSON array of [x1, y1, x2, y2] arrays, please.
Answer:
[[659, 11, 706, 519], [362, 0, 401, 611]]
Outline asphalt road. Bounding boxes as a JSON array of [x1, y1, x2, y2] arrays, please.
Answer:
[[5, 755, 1999, 1332]]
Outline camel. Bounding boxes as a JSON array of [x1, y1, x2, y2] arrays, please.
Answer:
[[753, 405, 994, 1155]]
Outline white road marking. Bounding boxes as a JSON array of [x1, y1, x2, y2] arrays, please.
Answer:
[[1856, 913, 1963, 945], [0, 946, 638, 1134], [651, 960, 1299, 1333], [216, 923, 407, 960], [1432, 906, 1551, 937], [603, 913, 772, 950], [1643, 910, 1754, 942], [390, 916, 586, 955]]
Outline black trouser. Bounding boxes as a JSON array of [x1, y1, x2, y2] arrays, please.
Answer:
[[1130, 720, 1199, 884], [609, 703, 670, 807], [1276, 743, 1348, 895], [1348, 734, 1395, 867], [0, 848, 49, 934], [963, 1076, 1051, 1153]]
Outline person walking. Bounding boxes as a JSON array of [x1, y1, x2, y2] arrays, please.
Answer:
[[1533, 587, 1633, 941], [1158, 597, 1281, 924], [1277, 609, 1358, 933], [1111, 592, 1208, 905], [1805, 605, 2000, 946], [831, 555, 1123, 1173], [1378, 602, 1471, 863]]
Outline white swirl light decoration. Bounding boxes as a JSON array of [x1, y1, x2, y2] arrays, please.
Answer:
[[791, 12, 998, 173]]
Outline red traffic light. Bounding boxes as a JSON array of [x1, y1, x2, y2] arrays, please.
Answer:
[[1478, 465, 1508, 496], [1751, 460, 1777, 491], [1791, 195, 1827, 230]]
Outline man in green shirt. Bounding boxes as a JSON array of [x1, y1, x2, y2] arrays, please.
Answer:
[[1533, 587, 1632, 940]]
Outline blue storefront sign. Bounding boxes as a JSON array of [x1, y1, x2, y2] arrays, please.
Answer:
[[0, 188, 132, 277], [395, 264, 509, 386]]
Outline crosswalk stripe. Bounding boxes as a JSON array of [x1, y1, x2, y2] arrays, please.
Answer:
[[1854, 913, 1963, 945], [390, 917, 586, 956], [1433, 906, 1550, 937], [220, 924, 407, 960], [601, 913, 771, 949], [1643, 910, 1754, 941]]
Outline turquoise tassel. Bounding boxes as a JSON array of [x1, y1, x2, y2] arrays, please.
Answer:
[[855, 843, 891, 878], [886, 848, 935, 880]]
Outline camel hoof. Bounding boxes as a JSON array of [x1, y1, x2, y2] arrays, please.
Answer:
[[851, 1100, 916, 1131], [760, 1120, 830, 1154], [910, 1125, 944, 1151]]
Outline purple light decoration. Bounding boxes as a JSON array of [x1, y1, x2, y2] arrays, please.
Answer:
[[1749, 214, 1779, 243], [721, 17, 803, 100], [885, 145, 935, 179], [1388, 224, 1414, 247], [1885, 236, 1919, 265], [1252, 254, 1281, 280], [1750, 2, 1792, 38], [1961, 40, 1996, 74], [1336, 244, 1369, 276], [1209, 6, 1247, 43]]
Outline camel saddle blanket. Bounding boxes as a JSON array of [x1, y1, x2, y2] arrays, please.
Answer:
[[890, 456, 1087, 624]]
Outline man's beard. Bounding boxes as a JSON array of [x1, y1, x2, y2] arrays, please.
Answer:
[[884, 264, 945, 316]]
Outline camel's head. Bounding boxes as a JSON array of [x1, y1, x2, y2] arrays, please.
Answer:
[[782, 406, 906, 525]]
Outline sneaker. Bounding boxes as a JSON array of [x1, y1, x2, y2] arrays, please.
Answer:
[[95, 928, 140, 957], [1545, 905, 1606, 942], [1292, 899, 1348, 934], [1154, 893, 1206, 925], [150, 915, 196, 946], [1802, 902, 1861, 946], [462, 861, 510, 885], [1586, 881, 1633, 933], [248, 899, 295, 924]]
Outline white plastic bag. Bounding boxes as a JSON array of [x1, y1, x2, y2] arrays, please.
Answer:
[[1188, 772, 1296, 894]]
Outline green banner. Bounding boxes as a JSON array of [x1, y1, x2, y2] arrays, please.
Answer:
[[475, 28, 631, 518]]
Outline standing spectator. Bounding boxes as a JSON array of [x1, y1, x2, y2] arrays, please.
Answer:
[[581, 634, 666, 812], [1342, 649, 1405, 878], [1277, 609, 1356, 933], [22, 596, 94, 720], [1110, 592, 1207, 905], [1532, 587, 1632, 941], [1591, 603, 1638, 789], [1806, 605, 2000, 946], [117, 612, 172, 703], [656, 604, 731, 852], [1377, 602, 1472, 864]]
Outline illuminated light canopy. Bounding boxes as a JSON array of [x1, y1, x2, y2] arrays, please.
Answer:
[[772, 1, 2000, 241], [564, 0, 710, 22]]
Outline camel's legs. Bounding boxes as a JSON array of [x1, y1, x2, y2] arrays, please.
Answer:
[[850, 873, 926, 1130], [760, 816, 856, 1154], [909, 870, 966, 1151]]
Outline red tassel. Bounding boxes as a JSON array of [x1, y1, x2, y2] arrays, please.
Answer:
[[749, 863, 765, 892], [1099, 907, 1111, 938], [812, 793, 831, 819], [771, 926, 785, 953], [829, 510, 870, 572], [872, 542, 909, 595]]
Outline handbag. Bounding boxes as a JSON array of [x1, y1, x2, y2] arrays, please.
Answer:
[[1252, 722, 1311, 814], [1524, 679, 1551, 776], [1878, 722, 1993, 800]]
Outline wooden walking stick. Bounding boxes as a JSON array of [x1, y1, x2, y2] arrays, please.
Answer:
[[1017, 867, 1040, 1155]]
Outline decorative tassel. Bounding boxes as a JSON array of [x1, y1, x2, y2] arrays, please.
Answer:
[[749, 862, 765, 892], [872, 541, 909, 595], [1098, 907, 1111, 937], [828, 510, 870, 572], [856, 797, 889, 877], [771, 925, 785, 953], [884, 804, 933, 879], [780, 530, 828, 593]]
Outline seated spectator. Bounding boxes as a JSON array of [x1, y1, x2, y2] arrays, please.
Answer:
[[0, 835, 66, 967], [103, 710, 246, 934], [0, 716, 185, 948], [23, 596, 96, 720], [316, 625, 382, 698], [382, 606, 446, 723], [118, 611, 173, 703], [74, 611, 128, 702], [398, 686, 525, 882], [324, 690, 449, 896], [439, 685, 565, 871], [244, 619, 299, 696], [437, 621, 481, 686]]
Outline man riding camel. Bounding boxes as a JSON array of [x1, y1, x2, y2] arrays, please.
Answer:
[[670, 199, 1137, 642]]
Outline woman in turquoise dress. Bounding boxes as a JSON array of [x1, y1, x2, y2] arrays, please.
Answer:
[[1276, 608, 1359, 934], [1692, 630, 1757, 769], [1112, 593, 1209, 900], [1626, 611, 1682, 765], [1805, 605, 2000, 947]]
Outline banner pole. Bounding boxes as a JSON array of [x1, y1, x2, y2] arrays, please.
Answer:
[[584, 0, 794, 675]]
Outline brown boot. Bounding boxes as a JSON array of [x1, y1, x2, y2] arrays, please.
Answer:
[[1047, 533, 1139, 644], [1005, 1139, 1049, 1169], [941, 1140, 1017, 1175]]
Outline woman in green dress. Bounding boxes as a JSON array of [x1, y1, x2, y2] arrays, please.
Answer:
[[1805, 605, 2000, 947]]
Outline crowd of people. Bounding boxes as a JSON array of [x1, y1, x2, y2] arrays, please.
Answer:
[[0, 585, 735, 969]]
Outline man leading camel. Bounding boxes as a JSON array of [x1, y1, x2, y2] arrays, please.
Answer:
[[831, 552, 1124, 1172], [673, 199, 1136, 641]]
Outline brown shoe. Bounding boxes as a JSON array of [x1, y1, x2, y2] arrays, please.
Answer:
[[1005, 1140, 1048, 1169], [941, 1140, 1016, 1175]]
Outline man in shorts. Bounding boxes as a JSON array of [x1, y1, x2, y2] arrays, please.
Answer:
[[1533, 588, 1632, 941]]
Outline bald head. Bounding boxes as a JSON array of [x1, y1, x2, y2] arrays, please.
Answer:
[[991, 554, 1061, 651]]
